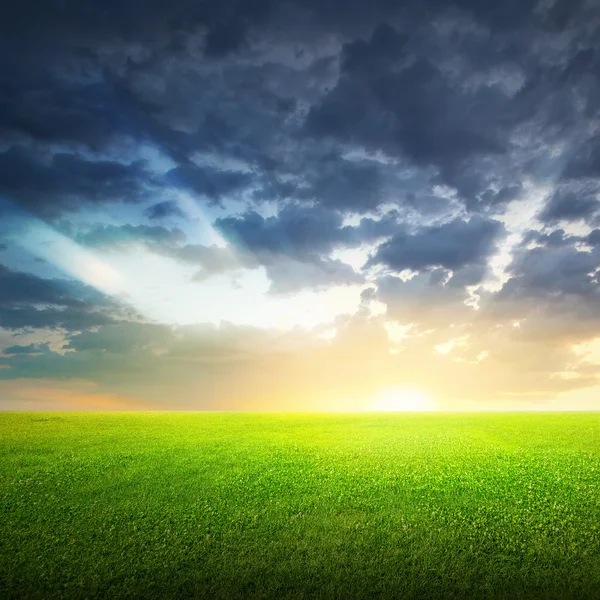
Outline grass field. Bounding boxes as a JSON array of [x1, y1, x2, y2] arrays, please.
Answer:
[[2, 412, 600, 599]]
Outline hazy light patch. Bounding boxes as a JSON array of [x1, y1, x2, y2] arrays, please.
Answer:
[[340, 148, 372, 163], [550, 386, 600, 411], [173, 191, 228, 247], [0, 379, 164, 411], [331, 246, 372, 271], [434, 335, 468, 355], [7, 204, 364, 331], [432, 184, 457, 200], [340, 213, 363, 227], [398, 269, 418, 282], [278, 285, 362, 330], [498, 182, 547, 231], [573, 338, 600, 364], [245, 199, 280, 219], [558, 221, 596, 237], [317, 328, 338, 342], [96, 248, 263, 326], [99, 246, 363, 328], [340, 147, 399, 166], [436, 398, 552, 411], [464, 285, 482, 310], [18, 220, 124, 294], [368, 299, 388, 318], [189, 151, 254, 174], [385, 322, 413, 345], [484, 232, 521, 292], [137, 143, 177, 173], [370, 387, 436, 412], [551, 371, 581, 380]]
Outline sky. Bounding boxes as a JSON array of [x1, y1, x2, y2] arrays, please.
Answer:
[[1, 0, 600, 411]]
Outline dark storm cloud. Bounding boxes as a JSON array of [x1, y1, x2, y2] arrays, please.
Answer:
[[562, 135, 600, 180], [145, 201, 185, 220], [521, 228, 583, 248], [305, 24, 512, 204], [215, 203, 395, 257], [0, 147, 157, 216], [588, 230, 600, 247], [0, 0, 273, 55], [0, 66, 136, 149], [289, 154, 386, 211], [488, 239, 600, 344], [213, 203, 400, 291], [367, 217, 504, 274], [498, 243, 600, 302], [164, 165, 254, 202], [0, 263, 136, 330], [544, 0, 585, 31], [538, 184, 600, 224], [0, 0, 541, 220], [2, 0, 595, 224], [0, 264, 89, 306]]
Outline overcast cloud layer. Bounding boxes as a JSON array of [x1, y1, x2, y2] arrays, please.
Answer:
[[1, 0, 600, 410]]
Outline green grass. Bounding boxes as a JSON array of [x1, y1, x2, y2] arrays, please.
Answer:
[[1, 413, 600, 599]]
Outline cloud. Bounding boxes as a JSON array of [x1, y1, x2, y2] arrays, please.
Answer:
[[539, 184, 600, 224], [164, 164, 254, 204], [562, 134, 600, 180], [2, 308, 598, 409], [588, 229, 600, 247], [263, 256, 363, 294], [0, 147, 157, 217], [367, 217, 504, 275], [374, 270, 475, 330], [216, 203, 398, 257], [3, 0, 600, 407], [490, 240, 600, 343], [2, 343, 50, 355], [65, 322, 174, 353], [286, 152, 388, 212], [144, 201, 185, 220], [502, 243, 600, 300], [212, 203, 404, 292], [305, 24, 513, 205], [521, 228, 583, 248], [0, 0, 273, 57], [0, 263, 136, 330]]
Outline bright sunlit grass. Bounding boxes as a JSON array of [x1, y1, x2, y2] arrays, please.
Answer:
[[2, 412, 600, 599]]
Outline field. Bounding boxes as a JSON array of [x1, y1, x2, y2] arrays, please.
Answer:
[[1, 412, 600, 599]]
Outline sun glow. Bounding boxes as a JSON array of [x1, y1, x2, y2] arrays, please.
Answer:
[[370, 387, 436, 412]]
